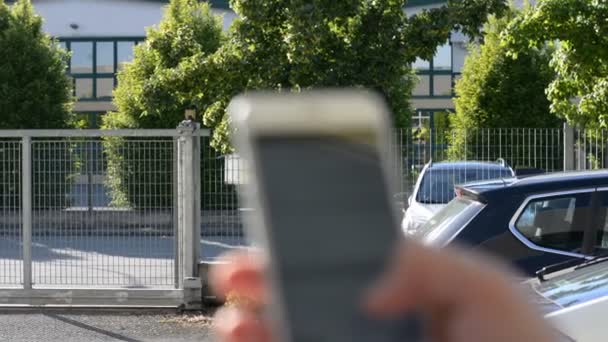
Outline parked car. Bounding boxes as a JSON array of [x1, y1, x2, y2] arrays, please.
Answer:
[[402, 160, 514, 234], [416, 170, 608, 275], [522, 256, 608, 341]]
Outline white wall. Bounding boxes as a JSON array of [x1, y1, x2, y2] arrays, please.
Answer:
[[217, 9, 238, 30], [30, 0, 235, 37], [33, 0, 163, 37], [451, 42, 467, 73]]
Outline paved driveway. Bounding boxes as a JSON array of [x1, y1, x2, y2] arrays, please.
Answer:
[[0, 235, 248, 287]]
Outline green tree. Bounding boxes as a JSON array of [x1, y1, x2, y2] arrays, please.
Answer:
[[502, 0, 608, 130], [452, 10, 558, 130], [102, 0, 224, 208], [105, 0, 224, 130], [105, 0, 508, 153], [103, 0, 507, 208], [180, 0, 509, 152], [448, 8, 561, 166], [0, 0, 74, 209], [0, 0, 72, 128]]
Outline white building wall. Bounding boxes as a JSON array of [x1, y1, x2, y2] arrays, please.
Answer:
[[30, 0, 235, 37]]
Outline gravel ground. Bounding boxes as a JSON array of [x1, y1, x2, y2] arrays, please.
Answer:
[[0, 310, 215, 342]]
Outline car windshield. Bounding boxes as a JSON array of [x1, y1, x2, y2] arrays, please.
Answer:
[[416, 167, 512, 204], [533, 262, 608, 309]]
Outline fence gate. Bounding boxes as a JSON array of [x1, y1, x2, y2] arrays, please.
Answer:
[[0, 127, 205, 307]]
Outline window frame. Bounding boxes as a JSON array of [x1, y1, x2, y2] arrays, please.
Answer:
[[592, 187, 608, 251], [509, 188, 602, 258], [412, 41, 458, 99], [59, 37, 145, 101]]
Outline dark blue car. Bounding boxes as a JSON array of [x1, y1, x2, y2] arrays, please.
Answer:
[[416, 170, 608, 275]]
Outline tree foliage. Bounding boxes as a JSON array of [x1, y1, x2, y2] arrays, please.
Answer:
[[0, 0, 73, 128], [502, 0, 608, 129], [105, 0, 224, 130], [452, 9, 559, 130], [448, 7, 561, 165], [108, 0, 508, 153], [102, 0, 224, 209], [0, 0, 74, 209]]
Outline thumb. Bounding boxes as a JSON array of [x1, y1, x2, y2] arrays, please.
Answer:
[[363, 241, 496, 317], [363, 241, 427, 315]]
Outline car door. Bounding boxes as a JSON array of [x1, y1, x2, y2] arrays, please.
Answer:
[[509, 189, 599, 273]]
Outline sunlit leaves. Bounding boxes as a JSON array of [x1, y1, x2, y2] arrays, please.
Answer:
[[502, 0, 608, 129]]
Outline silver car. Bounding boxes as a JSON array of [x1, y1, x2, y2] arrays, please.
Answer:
[[401, 160, 514, 235]]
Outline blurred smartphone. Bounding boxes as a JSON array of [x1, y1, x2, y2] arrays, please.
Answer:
[[228, 90, 417, 342]]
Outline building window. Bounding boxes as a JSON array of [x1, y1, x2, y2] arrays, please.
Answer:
[[59, 37, 144, 101], [412, 41, 458, 98]]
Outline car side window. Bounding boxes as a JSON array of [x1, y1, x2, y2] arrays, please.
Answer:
[[514, 193, 593, 254], [595, 192, 608, 252]]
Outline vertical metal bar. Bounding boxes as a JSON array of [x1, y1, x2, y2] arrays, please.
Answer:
[[193, 124, 202, 274], [176, 122, 198, 294], [499, 128, 502, 164], [92, 41, 97, 98], [173, 137, 180, 288], [113, 40, 118, 87], [542, 129, 549, 171], [86, 141, 93, 213], [22, 136, 32, 290], [511, 129, 514, 168], [533, 129, 537, 168], [596, 130, 600, 169]]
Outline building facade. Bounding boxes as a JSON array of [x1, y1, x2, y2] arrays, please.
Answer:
[[8, 0, 493, 128]]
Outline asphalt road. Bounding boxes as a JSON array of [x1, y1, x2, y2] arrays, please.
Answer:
[[0, 310, 215, 342]]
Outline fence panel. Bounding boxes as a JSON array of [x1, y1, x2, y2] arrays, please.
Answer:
[[574, 129, 608, 170], [0, 139, 22, 286], [205, 128, 568, 236], [200, 136, 248, 261], [30, 137, 176, 288]]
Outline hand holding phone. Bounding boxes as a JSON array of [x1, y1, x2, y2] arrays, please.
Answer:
[[228, 90, 419, 341]]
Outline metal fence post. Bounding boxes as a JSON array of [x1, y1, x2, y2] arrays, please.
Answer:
[[193, 123, 202, 265], [563, 122, 575, 171], [22, 136, 32, 290], [176, 119, 202, 307]]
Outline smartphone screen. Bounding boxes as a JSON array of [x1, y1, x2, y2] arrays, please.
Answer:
[[251, 136, 418, 341]]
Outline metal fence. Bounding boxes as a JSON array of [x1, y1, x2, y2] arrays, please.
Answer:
[[0, 128, 200, 306], [29, 137, 176, 288], [572, 128, 608, 171], [196, 126, 570, 247], [0, 139, 21, 286], [192, 125, 604, 249], [0, 124, 605, 306]]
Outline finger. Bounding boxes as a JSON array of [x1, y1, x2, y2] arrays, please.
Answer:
[[214, 307, 272, 342], [364, 240, 509, 316], [209, 251, 268, 304]]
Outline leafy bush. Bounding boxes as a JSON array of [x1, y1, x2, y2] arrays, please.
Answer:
[[0, 0, 74, 209], [449, 9, 561, 166], [102, 0, 224, 209]]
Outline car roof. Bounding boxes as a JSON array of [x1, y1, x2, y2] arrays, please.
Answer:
[[459, 170, 608, 202], [427, 161, 510, 170]]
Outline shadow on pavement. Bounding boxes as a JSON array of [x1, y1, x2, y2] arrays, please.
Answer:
[[44, 313, 143, 342]]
